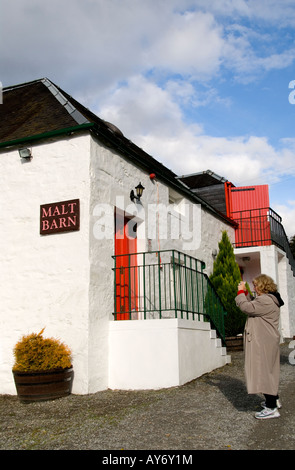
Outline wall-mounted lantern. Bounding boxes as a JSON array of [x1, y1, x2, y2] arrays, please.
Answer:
[[130, 182, 145, 202]]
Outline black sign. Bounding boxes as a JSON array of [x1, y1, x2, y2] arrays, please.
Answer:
[[40, 199, 80, 235]]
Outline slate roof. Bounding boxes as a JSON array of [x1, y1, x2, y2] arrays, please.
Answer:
[[1, 80, 78, 143], [0, 78, 235, 225], [0, 78, 167, 171], [177, 170, 228, 189]]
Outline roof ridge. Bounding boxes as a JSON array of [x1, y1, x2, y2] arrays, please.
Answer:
[[40, 78, 90, 125], [3, 77, 90, 126], [3, 77, 45, 92]]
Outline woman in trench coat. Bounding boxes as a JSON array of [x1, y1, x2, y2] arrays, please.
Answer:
[[235, 274, 284, 419]]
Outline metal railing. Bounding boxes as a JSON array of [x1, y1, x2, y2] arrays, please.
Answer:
[[112, 249, 227, 343], [231, 207, 295, 276]]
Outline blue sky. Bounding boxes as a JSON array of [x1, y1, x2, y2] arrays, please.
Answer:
[[1, 0, 295, 236]]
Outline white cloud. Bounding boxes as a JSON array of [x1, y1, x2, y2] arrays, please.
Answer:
[[2, 0, 295, 234], [96, 75, 201, 139], [2, 0, 295, 91], [98, 76, 295, 188], [145, 10, 224, 79], [272, 202, 295, 238], [136, 132, 293, 185]]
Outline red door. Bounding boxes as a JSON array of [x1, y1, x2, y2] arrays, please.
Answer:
[[115, 213, 138, 320]]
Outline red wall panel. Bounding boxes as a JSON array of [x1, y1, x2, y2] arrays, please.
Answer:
[[228, 184, 271, 247], [229, 184, 269, 213]]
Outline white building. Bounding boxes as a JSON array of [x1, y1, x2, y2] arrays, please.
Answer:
[[0, 79, 293, 396], [179, 171, 295, 339]]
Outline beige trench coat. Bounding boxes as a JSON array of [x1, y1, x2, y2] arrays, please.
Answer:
[[235, 292, 280, 396]]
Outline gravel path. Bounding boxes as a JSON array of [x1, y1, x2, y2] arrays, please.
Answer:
[[1, 341, 294, 451]]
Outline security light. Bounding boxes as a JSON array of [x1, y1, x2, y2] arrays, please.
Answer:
[[19, 148, 32, 159]]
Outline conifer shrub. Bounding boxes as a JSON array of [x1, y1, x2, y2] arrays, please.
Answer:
[[209, 231, 246, 337], [13, 328, 72, 372]]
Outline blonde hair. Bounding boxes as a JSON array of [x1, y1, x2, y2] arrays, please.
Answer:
[[253, 274, 277, 294]]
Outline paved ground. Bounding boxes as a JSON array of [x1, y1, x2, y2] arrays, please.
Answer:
[[1, 340, 294, 452]]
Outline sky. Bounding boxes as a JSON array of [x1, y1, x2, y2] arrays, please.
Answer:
[[1, 0, 295, 237]]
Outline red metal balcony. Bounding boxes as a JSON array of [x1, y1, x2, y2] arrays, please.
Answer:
[[231, 207, 295, 276]]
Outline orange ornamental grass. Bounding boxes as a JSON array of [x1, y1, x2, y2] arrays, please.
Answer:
[[13, 328, 72, 372]]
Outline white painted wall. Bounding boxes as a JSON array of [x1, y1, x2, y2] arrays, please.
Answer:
[[0, 134, 91, 394], [197, 209, 235, 275], [277, 249, 295, 338], [108, 319, 230, 390]]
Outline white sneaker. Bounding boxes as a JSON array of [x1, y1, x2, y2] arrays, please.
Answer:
[[261, 399, 282, 409], [255, 407, 280, 419]]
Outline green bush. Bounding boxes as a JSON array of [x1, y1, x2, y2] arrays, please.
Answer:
[[209, 231, 246, 337]]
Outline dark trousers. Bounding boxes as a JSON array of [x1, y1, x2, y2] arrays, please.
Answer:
[[264, 394, 279, 409]]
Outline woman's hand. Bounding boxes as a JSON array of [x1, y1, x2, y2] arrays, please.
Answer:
[[238, 281, 246, 292]]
